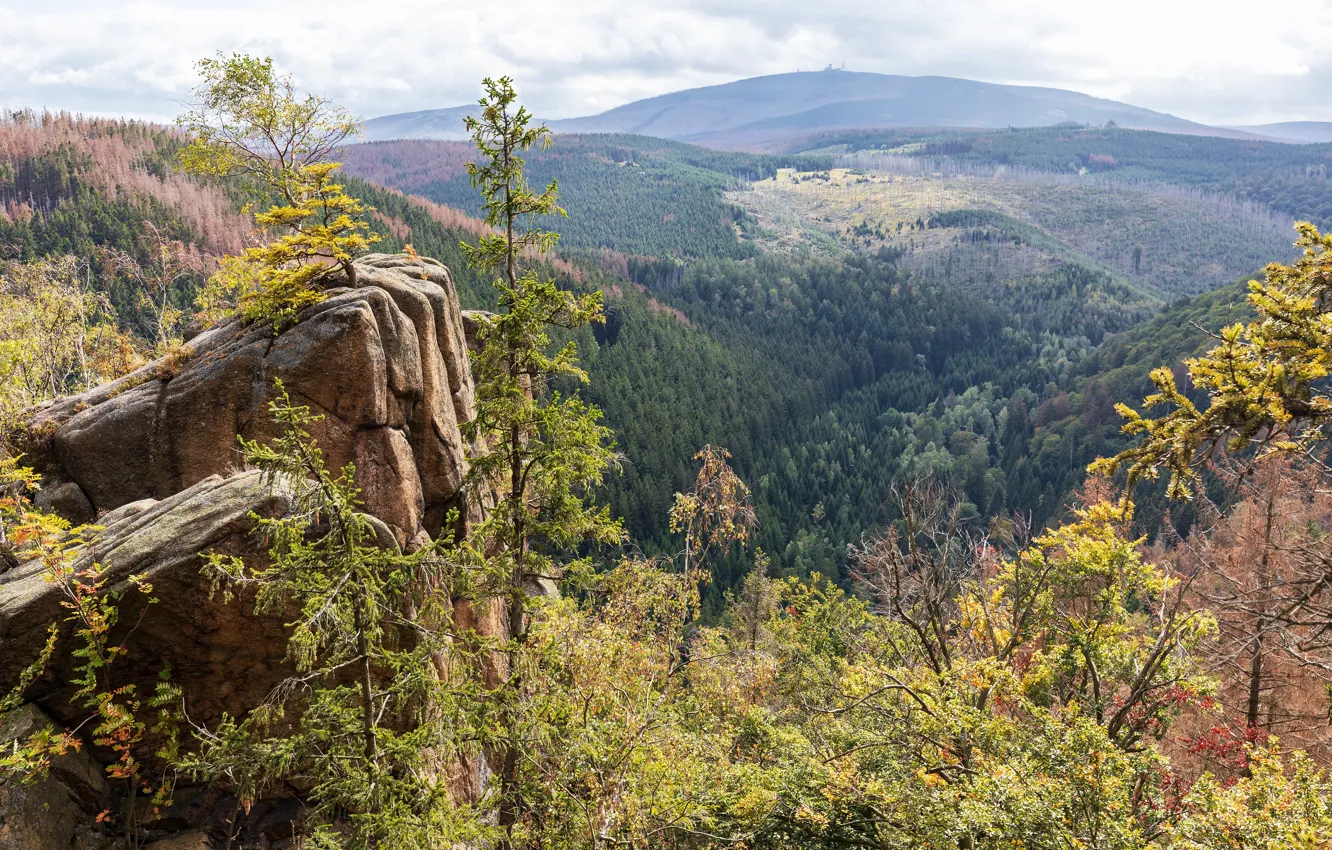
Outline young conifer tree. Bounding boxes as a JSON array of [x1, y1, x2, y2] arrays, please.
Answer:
[[186, 385, 483, 850], [459, 76, 623, 850], [178, 54, 377, 328], [1093, 222, 1332, 497]]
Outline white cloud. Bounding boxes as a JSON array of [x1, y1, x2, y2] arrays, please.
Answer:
[[1, 0, 1330, 125]]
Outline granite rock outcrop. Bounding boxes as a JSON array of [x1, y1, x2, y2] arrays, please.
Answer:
[[0, 254, 494, 848]]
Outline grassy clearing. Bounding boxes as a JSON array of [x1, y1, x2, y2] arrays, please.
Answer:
[[730, 167, 1296, 298]]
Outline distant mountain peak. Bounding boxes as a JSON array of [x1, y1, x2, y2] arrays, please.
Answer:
[[362, 72, 1279, 150], [361, 105, 474, 142]]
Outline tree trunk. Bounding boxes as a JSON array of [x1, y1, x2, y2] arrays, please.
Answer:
[[354, 594, 378, 762], [1246, 629, 1263, 731]]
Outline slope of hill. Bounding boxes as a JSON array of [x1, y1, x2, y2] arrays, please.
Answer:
[[0, 111, 250, 337], [341, 127, 1307, 286], [1015, 279, 1257, 537], [0, 111, 248, 257], [362, 105, 474, 141], [338, 134, 827, 258], [332, 176, 1081, 585], [1230, 121, 1332, 144], [732, 165, 1293, 300], [789, 125, 1332, 228]]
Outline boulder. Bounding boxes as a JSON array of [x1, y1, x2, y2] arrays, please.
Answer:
[[0, 471, 295, 733], [0, 705, 111, 850], [0, 466, 499, 845], [0, 253, 503, 844], [32, 481, 94, 526], [0, 471, 326, 847], [22, 254, 477, 546]]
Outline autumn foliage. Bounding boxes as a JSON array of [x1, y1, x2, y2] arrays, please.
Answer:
[[0, 109, 251, 256]]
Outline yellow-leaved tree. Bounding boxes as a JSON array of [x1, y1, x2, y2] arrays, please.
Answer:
[[178, 53, 377, 329], [0, 255, 138, 439], [1092, 222, 1332, 497]]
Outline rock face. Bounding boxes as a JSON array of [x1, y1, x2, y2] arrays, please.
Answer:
[[0, 705, 111, 850], [24, 254, 477, 547], [0, 470, 296, 732], [0, 255, 497, 848]]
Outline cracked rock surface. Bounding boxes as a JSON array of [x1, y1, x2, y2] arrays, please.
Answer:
[[24, 254, 477, 547], [1, 255, 495, 848]]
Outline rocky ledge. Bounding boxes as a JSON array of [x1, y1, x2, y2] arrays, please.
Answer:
[[0, 255, 495, 849], [22, 254, 478, 547]]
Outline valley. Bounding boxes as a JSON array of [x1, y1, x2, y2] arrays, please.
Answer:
[[334, 124, 1303, 583], [5, 43, 1332, 847], [1, 110, 1298, 589]]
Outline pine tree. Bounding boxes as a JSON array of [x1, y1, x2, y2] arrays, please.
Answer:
[[1094, 222, 1332, 497], [186, 385, 482, 849], [458, 76, 623, 850]]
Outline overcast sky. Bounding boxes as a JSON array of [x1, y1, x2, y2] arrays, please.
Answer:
[[2, 0, 1329, 126]]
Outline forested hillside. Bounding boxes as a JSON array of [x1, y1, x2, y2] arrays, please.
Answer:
[[7, 62, 1332, 850], [1, 110, 1298, 603], [794, 124, 1332, 227], [344, 129, 1298, 303], [0, 111, 248, 339], [340, 168, 1203, 598], [338, 134, 826, 258], [340, 176, 1049, 592], [347, 123, 1304, 586]]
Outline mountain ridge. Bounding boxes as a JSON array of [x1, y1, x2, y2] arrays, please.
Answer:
[[1227, 120, 1332, 144], [361, 104, 474, 141], [361, 70, 1284, 148]]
